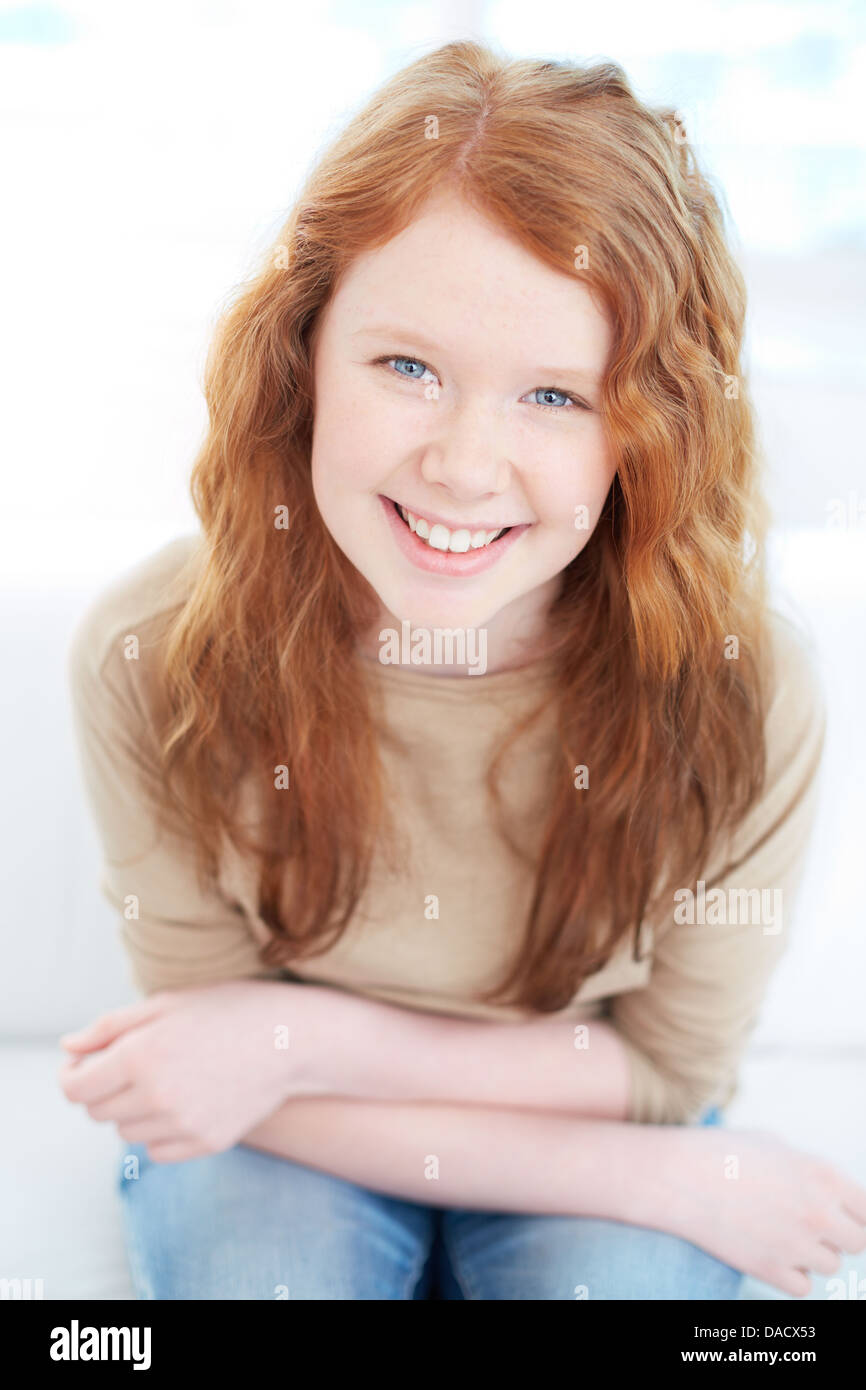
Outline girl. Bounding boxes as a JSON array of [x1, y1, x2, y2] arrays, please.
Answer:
[[61, 40, 865, 1300]]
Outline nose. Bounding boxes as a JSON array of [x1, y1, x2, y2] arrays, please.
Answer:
[[419, 396, 512, 502]]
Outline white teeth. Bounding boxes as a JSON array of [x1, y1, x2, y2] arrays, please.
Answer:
[[397, 504, 503, 552]]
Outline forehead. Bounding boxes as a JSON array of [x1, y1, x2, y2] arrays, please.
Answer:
[[318, 189, 612, 367]]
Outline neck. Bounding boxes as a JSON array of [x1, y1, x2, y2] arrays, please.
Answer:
[[357, 576, 562, 677]]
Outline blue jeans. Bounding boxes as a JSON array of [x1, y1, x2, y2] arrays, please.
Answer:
[[117, 1104, 743, 1300]]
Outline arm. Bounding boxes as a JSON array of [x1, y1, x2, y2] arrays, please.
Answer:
[[243, 1094, 866, 1301], [309, 988, 632, 1119], [609, 616, 827, 1124], [241, 1093, 676, 1227], [66, 551, 282, 994]]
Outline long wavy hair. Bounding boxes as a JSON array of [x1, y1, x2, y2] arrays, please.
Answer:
[[142, 39, 772, 1011]]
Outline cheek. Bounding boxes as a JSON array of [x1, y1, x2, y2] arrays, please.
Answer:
[[530, 429, 616, 532], [311, 388, 375, 500], [312, 374, 355, 458], [312, 375, 420, 494]]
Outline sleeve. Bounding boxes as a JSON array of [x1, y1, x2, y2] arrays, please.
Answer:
[[66, 593, 279, 996], [607, 618, 827, 1125]]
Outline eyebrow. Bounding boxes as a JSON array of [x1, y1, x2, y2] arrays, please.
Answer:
[[351, 324, 603, 387]]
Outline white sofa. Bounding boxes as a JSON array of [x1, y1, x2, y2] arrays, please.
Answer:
[[1, 528, 863, 1301]]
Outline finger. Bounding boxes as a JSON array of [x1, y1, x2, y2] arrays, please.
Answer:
[[806, 1242, 843, 1277], [785, 1268, 812, 1298], [841, 1181, 866, 1226], [146, 1139, 206, 1164], [827, 1212, 866, 1254], [88, 1090, 176, 1127], [58, 1048, 133, 1104], [117, 1120, 188, 1145], [86, 1086, 144, 1123], [60, 1039, 104, 1055], [58, 996, 166, 1053]]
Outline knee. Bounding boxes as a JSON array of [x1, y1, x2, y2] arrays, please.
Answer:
[[571, 1221, 744, 1301]]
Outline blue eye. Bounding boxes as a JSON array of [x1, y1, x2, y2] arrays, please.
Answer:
[[527, 386, 591, 414], [372, 354, 590, 412], [531, 387, 592, 414], [394, 357, 426, 378], [380, 355, 435, 381], [534, 388, 570, 410]]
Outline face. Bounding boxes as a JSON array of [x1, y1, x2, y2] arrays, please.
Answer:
[[309, 188, 616, 671]]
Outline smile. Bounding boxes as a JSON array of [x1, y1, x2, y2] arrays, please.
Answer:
[[379, 495, 531, 578], [394, 502, 510, 553]]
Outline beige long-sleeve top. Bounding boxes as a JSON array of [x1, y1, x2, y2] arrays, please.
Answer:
[[67, 533, 827, 1125]]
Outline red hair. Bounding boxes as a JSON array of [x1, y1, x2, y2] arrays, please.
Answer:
[[140, 39, 770, 1010]]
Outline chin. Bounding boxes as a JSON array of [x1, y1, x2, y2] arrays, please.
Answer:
[[379, 591, 484, 630], [389, 604, 512, 650]]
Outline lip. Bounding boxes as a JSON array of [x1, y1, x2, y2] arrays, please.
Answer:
[[379, 494, 531, 577]]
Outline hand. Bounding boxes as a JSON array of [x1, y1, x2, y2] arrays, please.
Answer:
[[666, 1124, 866, 1298], [57, 980, 327, 1163]]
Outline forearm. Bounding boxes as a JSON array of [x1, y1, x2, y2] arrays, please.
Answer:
[[241, 1095, 685, 1233], [298, 984, 632, 1119]]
